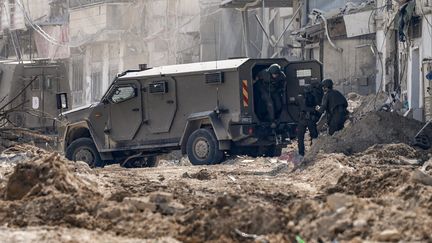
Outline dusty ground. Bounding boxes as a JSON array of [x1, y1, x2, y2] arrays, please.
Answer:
[[0, 112, 431, 242]]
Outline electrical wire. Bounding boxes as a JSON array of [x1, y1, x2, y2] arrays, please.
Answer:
[[15, 0, 134, 48], [318, 14, 343, 52], [366, 4, 394, 109]]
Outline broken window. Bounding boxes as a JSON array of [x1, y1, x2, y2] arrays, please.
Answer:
[[109, 85, 136, 103]]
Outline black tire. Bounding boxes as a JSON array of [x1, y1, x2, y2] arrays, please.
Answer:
[[264, 146, 282, 157], [66, 138, 103, 168], [187, 128, 224, 165], [121, 156, 157, 168], [414, 134, 431, 150]]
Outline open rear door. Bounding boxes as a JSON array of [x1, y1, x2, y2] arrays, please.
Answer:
[[284, 60, 323, 123], [284, 60, 323, 95]]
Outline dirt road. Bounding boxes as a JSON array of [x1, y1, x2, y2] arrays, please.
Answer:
[[0, 140, 431, 242]]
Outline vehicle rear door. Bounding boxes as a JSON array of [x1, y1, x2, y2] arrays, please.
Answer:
[[285, 60, 323, 99], [22, 65, 45, 129], [284, 60, 323, 122]]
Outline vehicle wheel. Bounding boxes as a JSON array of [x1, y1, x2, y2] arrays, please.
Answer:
[[263, 146, 282, 157], [241, 147, 260, 157], [187, 128, 224, 165], [414, 134, 431, 150], [121, 156, 157, 168], [66, 138, 103, 168]]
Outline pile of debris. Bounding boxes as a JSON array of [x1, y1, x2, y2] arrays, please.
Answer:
[[0, 129, 55, 153], [347, 92, 389, 117], [0, 126, 431, 242], [284, 142, 432, 242], [307, 111, 429, 159], [0, 145, 102, 228]]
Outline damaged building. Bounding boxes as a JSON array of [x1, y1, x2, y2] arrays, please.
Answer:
[[0, 0, 431, 122], [287, 0, 432, 122]]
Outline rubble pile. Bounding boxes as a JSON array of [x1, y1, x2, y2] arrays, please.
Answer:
[[0, 129, 55, 153], [308, 111, 428, 159], [347, 92, 388, 117], [0, 145, 102, 228], [0, 136, 431, 241], [284, 142, 432, 242]]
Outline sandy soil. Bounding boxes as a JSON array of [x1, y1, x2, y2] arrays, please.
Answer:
[[0, 141, 431, 242], [0, 111, 431, 242]]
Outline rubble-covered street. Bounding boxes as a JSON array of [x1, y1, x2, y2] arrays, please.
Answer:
[[1, 0, 432, 242], [1, 110, 432, 242]]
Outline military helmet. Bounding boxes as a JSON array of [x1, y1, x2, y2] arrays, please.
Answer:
[[321, 79, 334, 89], [268, 64, 282, 75]]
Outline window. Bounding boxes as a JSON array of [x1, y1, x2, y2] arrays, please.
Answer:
[[45, 77, 54, 90], [109, 85, 136, 103], [149, 81, 168, 94], [31, 76, 40, 90], [91, 71, 102, 102], [72, 56, 84, 92], [296, 69, 312, 78], [71, 55, 84, 107]]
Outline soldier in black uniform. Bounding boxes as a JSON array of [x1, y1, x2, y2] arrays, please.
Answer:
[[317, 79, 348, 135], [296, 84, 322, 156], [254, 64, 286, 124]]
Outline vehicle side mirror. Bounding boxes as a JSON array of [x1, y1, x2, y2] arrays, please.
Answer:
[[56, 93, 68, 110]]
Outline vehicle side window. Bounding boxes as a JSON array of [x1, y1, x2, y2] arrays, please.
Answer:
[[109, 85, 136, 104]]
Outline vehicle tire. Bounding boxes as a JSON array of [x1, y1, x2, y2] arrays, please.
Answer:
[[66, 138, 103, 168], [187, 128, 224, 165], [242, 147, 260, 157], [121, 156, 157, 168], [263, 146, 282, 157], [414, 134, 431, 150]]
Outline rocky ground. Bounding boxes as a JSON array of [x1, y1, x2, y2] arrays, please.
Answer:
[[0, 111, 431, 242]]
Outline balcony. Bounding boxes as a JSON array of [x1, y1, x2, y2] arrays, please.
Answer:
[[69, 2, 135, 42]]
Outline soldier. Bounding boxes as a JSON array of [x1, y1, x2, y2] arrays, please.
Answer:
[[254, 64, 286, 124], [316, 79, 348, 135], [296, 84, 322, 156]]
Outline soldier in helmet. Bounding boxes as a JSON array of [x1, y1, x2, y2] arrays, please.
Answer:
[[316, 79, 348, 135], [254, 64, 287, 124], [296, 84, 323, 156]]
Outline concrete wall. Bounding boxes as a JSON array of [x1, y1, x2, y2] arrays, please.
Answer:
[[69, 4, 108, 39], [322, 37, 377, 95], [403, 13, 432, 121], [69, 0, 202, 106], [23, 0, 51, 21]]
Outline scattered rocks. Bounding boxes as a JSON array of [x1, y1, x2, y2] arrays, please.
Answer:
[[124, 197, 157, 212], [149, 192, 173, 204], [375, 229, 401, 241], [326, 193, 354, 211], [411, 170, 432, 186], [307, 112, 428, 159], [181, 169, 214, 180]]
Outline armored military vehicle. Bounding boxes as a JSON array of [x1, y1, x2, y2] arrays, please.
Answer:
[[60, 58, 322, 167], [0, 59, 70, 133]]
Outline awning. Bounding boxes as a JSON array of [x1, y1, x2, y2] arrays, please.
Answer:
[[220, 0, 293, 9]]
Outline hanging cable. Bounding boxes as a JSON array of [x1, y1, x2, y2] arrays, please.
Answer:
[[318, 14, 343, 52]]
